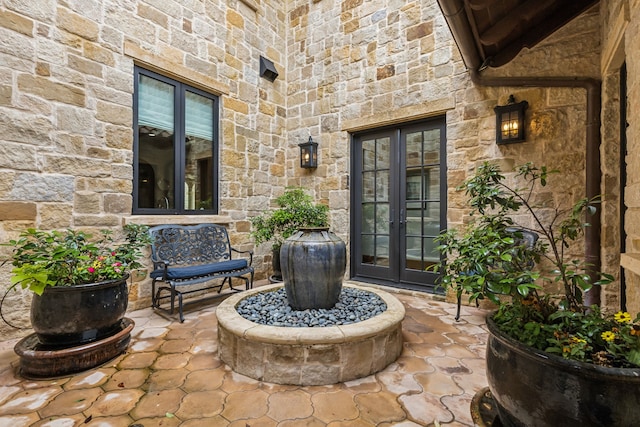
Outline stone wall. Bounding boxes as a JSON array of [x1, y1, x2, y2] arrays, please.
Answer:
[[0, 0, 637, 341], [626, 2, 640, 313], [0, 0, 288, 340], [287, 1, 604, 300]]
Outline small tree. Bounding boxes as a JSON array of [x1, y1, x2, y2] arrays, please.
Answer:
[[434, 162, 613, 319]]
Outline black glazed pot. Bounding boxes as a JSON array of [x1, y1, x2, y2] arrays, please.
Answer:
[[486, 314, 640, 427], [270, 247, 283, 282], [30, 275, 129, 347], [280, 227, 346, 310]]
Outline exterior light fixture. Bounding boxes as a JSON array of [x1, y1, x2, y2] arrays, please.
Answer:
[[298, 136, 318, 169], [494, 94, 528, 144], [259, 56, 278, 82]]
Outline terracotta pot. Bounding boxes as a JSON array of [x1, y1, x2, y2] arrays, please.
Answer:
[[280, 227, 346, 310], [486, 314, 640, 427], [31, 275, 129, 347]]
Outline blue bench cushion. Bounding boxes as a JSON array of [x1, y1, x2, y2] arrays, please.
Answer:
[[151, 259, 249, 280]]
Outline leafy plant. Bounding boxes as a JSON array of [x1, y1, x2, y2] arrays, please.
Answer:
[[251, 187, 329, 251], [432, 162, 639, 368], [4, 224, 151, 295]]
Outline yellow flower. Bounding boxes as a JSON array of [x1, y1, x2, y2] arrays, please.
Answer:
[[614, 311, 632, 324], [570, 336, 586, 344], [601, 331, 616, 342]]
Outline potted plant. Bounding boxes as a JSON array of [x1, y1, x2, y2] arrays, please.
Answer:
[[2, 224, 151, 346], [434, 162, 640, 427], [251, 187, 329, 281]]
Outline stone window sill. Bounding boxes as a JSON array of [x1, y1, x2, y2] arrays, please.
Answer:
[[124, 215, 232, 227]]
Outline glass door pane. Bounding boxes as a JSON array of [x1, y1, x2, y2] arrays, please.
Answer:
[[404, 129, 441, 272], [361, 137, 390, 267]]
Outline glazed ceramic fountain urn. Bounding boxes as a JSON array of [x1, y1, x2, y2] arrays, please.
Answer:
[[280, 227, 346, 310]]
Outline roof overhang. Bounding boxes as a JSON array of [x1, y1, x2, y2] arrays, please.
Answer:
[[437, 0, 599, 71]]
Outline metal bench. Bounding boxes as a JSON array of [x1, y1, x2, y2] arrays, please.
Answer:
[[149, 223, 254, 322]]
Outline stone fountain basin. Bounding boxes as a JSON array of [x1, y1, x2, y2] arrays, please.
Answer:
[[217, 283, 405, 385]]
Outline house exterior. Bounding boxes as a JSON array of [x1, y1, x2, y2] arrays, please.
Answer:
[[0, 0, 638, 340]]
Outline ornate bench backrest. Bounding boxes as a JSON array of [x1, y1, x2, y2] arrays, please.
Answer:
[[149, 224, 233, 266]]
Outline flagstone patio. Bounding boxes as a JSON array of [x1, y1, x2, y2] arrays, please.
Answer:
[[0, 283, 489, 426]]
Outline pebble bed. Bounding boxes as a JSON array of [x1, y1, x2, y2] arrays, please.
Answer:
[[235, 287, 388, 327]]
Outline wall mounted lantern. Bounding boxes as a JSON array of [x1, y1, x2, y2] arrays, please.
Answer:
[[494, 94, 528, 144], [298, 136, 318, 168], [259, 56, 278, 82]]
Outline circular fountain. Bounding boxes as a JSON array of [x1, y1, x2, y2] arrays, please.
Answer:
[[217, 282, 405, 386]]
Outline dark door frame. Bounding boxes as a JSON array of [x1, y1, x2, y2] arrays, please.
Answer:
[[349, 117, 447, 292]]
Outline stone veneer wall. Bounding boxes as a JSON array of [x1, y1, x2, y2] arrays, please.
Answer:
[[602, 0, 640, 314], [0, 0, 637, 340], [0, 0, 288, 340], [287, 1, 603, 299]]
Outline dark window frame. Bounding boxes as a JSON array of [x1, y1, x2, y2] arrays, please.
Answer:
[[132, 66, 219, 215]]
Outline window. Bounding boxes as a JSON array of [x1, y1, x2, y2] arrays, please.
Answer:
[[133, 66, 219, 214]]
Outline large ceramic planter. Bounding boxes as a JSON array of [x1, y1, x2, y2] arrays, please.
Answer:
[[486, 314, 640, 427], [31, 275, 130, 347], [280, 227, 346, 310]]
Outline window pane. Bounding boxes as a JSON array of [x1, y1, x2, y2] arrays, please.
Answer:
[[185, 91, 214, 210], [362, 202, 375, 233], [423, 129, 440, 164], [376, 171, 389, 202], [136, 74, 175, 210], [362, 139, 376, 170], [376, 137, 390, 169], [406, 132, 422, 167], [375, 203, 389, 234]]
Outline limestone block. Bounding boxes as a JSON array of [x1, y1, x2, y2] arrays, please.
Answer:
[[137, 3, 169, 29], [57, 6, 99, 41], [4, 0, 55, 22], [11, 173, 74, 202], [68, 54, 103, 78], [407, 22, 433, 41], [226, 9, 244, 29], [0, 201, 36, 220], [83, 41, 115, 67], [0, 142, 38, 171], [0, 9, 33, 36], [74, 192, 101, 214], [96, 100, 131, 127], [56, 106, 95, 136], [39, 203, 73, 229], [17, 74, 85, 107], [224, 97, 248, 114]]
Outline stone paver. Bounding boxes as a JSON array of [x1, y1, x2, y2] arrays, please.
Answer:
[[0, 285, 489, 426]]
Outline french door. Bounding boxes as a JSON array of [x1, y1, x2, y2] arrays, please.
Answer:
[[351, 118, 446, 291]]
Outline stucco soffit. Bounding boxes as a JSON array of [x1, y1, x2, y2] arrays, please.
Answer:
[[341, 97, 455, 133], [124, 41, 230, 96]]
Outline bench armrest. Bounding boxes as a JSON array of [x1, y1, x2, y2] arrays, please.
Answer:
[[152, 259, 172, 280], [231, 247, 254, 266]]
